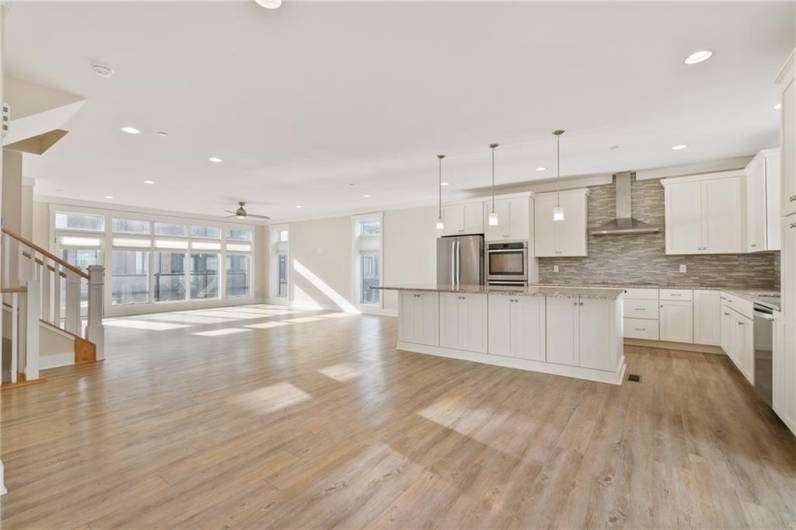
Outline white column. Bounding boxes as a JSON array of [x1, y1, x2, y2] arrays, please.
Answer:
[[86, 265, 105, 361], [9, 292, 18, 384], [24, 278, 39, 381]]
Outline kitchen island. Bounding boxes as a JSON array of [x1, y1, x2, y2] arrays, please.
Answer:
[[376, 284, 626, 385]]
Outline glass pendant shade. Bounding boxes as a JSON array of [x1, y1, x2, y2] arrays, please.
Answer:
[[488, 211, 499, 226], [436, 217, 445, 230], [553, 206, 565, 222]]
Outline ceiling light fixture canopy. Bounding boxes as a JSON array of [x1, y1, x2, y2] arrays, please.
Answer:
[[552, 129, 566, 222], [488, 143, 499, 226], [208, 156, 223, 163], [255, 0, 282, 9], [671, 144, 687, 151], [684, 49, 713, 65], [120, 126, 140, 135], [436, 154, 446, 230]]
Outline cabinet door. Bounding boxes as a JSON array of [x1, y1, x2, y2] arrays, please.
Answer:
[[484, 199, 512, 241], [399, 291, 438, 345], [665, 181, 702, 254], [737, 315, 754, 384], [659, 300, 693, 343], [721, 304, 734, 357], [439, 293, 461, 348], [702, 176, 744, 254], [488, 295, 512, 356], [461, 294, 488, 352], [782, 75, 796, 216], [510, 296, 545, 361], [579, 298, 619, 371], [545, 296, 579, 366], [746, 154, 767, 252], [463, 202, 485, 235], [442, 204, 465, 236], [533, 194, 558, 257], [556, 192, 588, 257], [509, 196, 531, 241], [693, 290, 721, 346], [765, 151, 782, 250]]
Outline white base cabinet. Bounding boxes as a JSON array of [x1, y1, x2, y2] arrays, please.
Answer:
[[439, 293, 488, 353], [398, 291, 439, 346], [693, 290, 721, 346], [721, 304, 754, 385], [488, 294, 545, 361], [659, 300, 693, 343]]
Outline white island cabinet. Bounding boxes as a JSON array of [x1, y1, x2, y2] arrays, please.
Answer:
[[384, 285, 626, 385]]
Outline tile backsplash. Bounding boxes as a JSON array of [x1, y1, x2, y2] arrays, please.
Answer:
[[537, 177, 780, 290]]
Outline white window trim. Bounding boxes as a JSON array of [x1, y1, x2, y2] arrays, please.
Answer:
[[351, 212, 383, 312]]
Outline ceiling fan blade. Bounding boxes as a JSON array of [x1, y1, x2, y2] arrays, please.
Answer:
[[223, 209, 237, 214], [247, 214, 271, 220]]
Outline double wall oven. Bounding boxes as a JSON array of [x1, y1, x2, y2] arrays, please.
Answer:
[[486, 241, 529, 286]]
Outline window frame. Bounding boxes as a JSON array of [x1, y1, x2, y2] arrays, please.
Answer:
[[269, 224, 290, 304], [351, 212, 383, 311]]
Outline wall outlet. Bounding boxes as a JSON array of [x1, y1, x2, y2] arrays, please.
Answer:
[[553, 265, 559, 273], [679, 264, 687, 273]]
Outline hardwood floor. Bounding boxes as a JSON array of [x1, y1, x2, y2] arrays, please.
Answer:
[[2, 304, 795, 529]]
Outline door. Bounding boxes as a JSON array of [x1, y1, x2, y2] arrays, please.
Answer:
[[458, 235, 484, 286], [436, 237, 456, 285], [556, 192, 588, 256], [442, 204, 465, 236], [484, 199, 512, 241], [533, 193, 559, 257], [659, 300, 693, 343], [746, 154, 766, 252], [702, 176, 744, 253], [546, 296, 579, 366], [510, 296, 545, 361], [694, 290, 721, 346], [579, 298, 618, 371], [665, 181, 702, 254], [463, 202, 485, 235]]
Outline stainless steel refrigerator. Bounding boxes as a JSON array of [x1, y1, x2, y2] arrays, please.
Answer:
[[437, 235, 485, 286]]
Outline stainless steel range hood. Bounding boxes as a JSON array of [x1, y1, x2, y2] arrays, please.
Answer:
[[590, 172, 661, 236]]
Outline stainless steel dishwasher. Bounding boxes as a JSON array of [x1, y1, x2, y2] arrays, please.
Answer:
[[753, 303, 775, 407]]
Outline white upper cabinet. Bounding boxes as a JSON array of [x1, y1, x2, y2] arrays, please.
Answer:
[[779, 52, 796, 217], [484, 195, 531, 242], [745, 149, 781, 252], [442, 202, 484, 236], [663, 172, 745, 255], [534, 189, 588, 257]]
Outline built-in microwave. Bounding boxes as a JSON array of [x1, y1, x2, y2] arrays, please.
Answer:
[[486, 241, 528, 285]]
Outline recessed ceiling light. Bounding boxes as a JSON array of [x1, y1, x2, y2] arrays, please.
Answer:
[[671, 144, 688, 151], [208, 156, 223, 163], [536, 167, 547, 172], [775, 103, 782, 110], [440, 181, 449, 186], [255, 0, 282, 8], [121, 126, 141, 135], [684, 50, 713, 65], [91, 63, 114, 78], [362, 194, 371, 198], [156, 131, 168, 137], [296, 205, 303, 209], [143, 180, 155, 185], [104, 195, 114, 199]]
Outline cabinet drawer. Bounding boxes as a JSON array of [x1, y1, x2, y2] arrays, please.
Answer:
[[623, 288, 658, 300], [624, 299, 659, 319], [660, 289, 693, 301], [721, 292, 753, 319], [624, 318, 659, 340]]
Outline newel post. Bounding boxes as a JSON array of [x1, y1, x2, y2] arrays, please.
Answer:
[[86, 265, 105, 361]]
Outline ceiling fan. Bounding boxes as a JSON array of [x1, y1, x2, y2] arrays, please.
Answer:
[[224, 201, 270, 220]]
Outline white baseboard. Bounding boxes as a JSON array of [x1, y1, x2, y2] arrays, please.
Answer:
[[397, 341, 626, 386]]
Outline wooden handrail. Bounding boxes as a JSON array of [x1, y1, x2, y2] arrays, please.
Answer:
[[22, 251, 67, 278], [1, 227, 89, 279], [0, 286, 27, 294]]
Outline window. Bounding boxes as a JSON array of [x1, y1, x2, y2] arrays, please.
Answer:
[[278, 254, 288, 298], [226, 228, 252, 241], [353, 214, 382, 307], [191, 225, 220, 239], [155, 239, 190, 250], [226, 254, 250, 297], [60, 248, 101, 273], [190, 253, 219, 299], [154, 252, 186, 302], [279, 230, 289, 242], [154, 222, 188, 237], [112, 251, 149, 305], [55, 212, 104, 232], [113, 237, 151, 248], [192, 241, 221, 251], [112, 218, 150, 235], [58, 236, 102, 247], [227, 243, 251, 252], [269, 225, 289, 301]]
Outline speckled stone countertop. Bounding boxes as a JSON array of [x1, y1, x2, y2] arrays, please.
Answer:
[[374, 284, 625, 299]]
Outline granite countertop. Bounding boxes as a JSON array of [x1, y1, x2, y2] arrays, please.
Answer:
[[374, 284, 625, 299]]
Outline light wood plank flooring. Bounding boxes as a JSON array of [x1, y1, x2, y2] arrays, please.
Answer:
[[2, 304, 795, 529]]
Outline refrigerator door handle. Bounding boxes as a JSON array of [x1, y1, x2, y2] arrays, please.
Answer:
[[450, 240, 456, 285], [456, 241, 461, 284]]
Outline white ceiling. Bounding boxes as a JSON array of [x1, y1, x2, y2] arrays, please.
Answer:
[[5, 1, 794, 222]]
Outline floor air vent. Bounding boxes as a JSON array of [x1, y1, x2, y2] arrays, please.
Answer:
[[627, 374, 641, 383]]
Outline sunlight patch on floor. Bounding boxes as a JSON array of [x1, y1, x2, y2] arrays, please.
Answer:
[[318, 363, 362, 382], [104, 319, 190, 331], [193, 328, 252, 337], [140, 314, 235, 324], [284, 317, 324, 324], [230, 382, 311, 415], [246, 321, 292, 329], [317, 312, 353, 319]]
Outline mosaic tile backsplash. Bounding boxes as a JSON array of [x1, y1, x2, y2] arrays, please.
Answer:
[[537, 177, 780, 290]]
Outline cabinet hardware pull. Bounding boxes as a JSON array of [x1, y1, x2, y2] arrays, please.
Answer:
[[724, 312, 730, 316], [738, 322, 743, 326], [751, 244, 757, 248], [579, 302, 584, 306], [791, 222, 796, 229], [790, 195, 796, 202]]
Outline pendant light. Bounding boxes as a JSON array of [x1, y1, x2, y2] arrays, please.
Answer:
[[488, 143, 499, 226], [436, 154, 445, 230], [552, 129, 566, 222]]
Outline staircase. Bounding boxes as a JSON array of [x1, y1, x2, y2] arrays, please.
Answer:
[[1, 227, 104, 388]]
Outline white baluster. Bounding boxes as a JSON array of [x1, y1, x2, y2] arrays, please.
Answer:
[[24, 278, 40, 381], [53, 264, 62, 328], [65, 270, 81, 335], [41, 257, 52, 324], [10, 292, 19, 384], [2, 234, 10, 289], [86, 265, 105, 361]]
